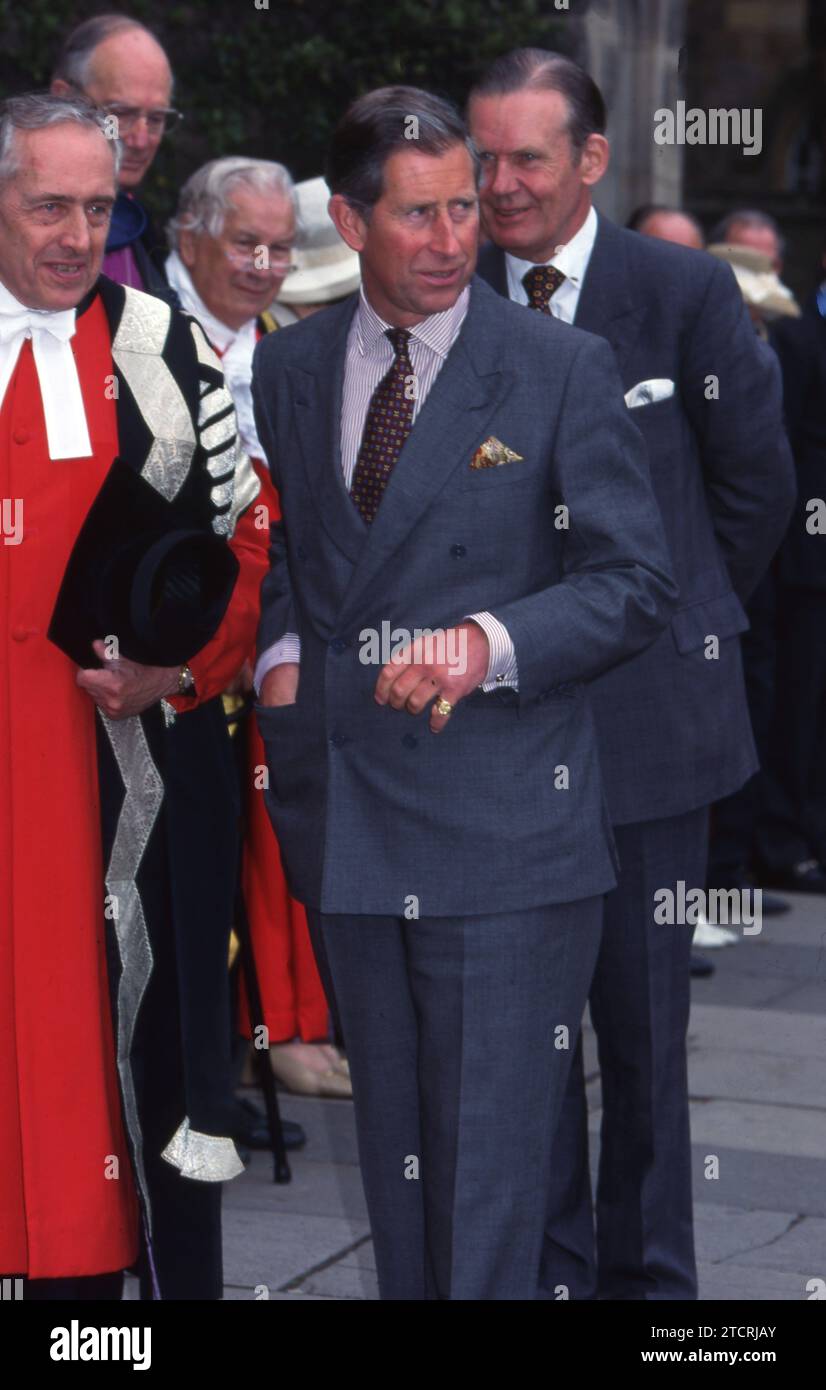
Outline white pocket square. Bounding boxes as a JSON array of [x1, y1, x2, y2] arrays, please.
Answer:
[[624, 378, 675, 409]]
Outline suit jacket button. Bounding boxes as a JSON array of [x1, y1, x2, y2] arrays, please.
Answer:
[[330, 637, 347, 654], [402, 734, 418, 749], [330, 732, 346, 748], [450, 543, 467, 558]]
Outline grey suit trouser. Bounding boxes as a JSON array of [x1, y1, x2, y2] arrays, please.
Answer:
[[539, 806, 709, 1300], [307, 900, 602, 1300]]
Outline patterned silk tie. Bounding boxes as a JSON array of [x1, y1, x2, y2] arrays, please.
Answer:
[[350, 327, 415, 524], [522, 264, 566, 314]]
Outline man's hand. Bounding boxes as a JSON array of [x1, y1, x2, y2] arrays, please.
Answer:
[[259, 661, 300, 708], [76, 639, 181, 719], [374, 622, 490, 733]]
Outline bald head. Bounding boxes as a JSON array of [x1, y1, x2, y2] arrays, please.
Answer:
[[633, 208, 704, 250], [52, 20, 173, 190], [716, 217, 782, 273]]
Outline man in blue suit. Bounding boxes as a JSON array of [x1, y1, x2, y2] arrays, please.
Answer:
[[469, 48, 795, 1299], [252, 85, 676, 1300]]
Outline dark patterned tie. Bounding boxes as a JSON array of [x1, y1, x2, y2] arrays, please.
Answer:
[[522, 264, 566, 314], [350, 328, 415, 524]]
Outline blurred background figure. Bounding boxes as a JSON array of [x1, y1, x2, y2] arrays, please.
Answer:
[[710, 209, 786, 274], [276, 175, 360, 322], [755, 239, 826, 893], [52, 13, 181, 294], [705, 212, 807, 909], [627, 203, 705, 250], [709, 221, 799, 339], [166, 158, 351, 1099], [708, 242, 799, 331]]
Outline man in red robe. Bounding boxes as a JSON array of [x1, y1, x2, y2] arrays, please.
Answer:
[[0, 93, 260, 1299]]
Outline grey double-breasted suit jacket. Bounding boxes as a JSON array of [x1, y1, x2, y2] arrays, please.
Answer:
[[252, 276, 676, 915]]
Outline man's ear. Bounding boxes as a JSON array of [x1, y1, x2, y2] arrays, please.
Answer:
[[579, 133, 610, 188], [328, 194, 369, 253], [50, 78, 73, 97], [177, 229, 197, 269]]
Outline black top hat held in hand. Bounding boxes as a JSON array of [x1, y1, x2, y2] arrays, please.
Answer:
[[48, 457, 239, 669]]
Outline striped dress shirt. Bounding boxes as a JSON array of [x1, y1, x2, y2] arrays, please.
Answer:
[[255, 286, 518, 692]]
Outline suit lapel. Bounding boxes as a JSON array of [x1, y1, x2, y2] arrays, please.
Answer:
[[573, 216, 646, 372], [288, 297, 367, 565], [88, 273, 168, 486], [337, 278, 511, 624]]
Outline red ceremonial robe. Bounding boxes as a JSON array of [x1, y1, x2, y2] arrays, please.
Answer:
[[238, 467, 329, 1043], [0, 296, 139, 1277], [198, 330, 329, 1044]]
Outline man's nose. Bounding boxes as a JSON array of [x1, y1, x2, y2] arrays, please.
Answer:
[[429, 213, 462, 258], [59, 208, 92, 253], [125, 117, 152, 150], [486, 158, 518, 198]]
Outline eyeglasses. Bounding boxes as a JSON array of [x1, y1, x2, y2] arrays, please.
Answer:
[[223, 243, 295, 274], [98, 103, 184, 137]]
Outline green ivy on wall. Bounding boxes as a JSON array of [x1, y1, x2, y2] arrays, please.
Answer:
[[0, 0, 570, 221]]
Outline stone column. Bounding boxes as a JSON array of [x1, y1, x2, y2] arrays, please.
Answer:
[[576, 0, 687, 222]]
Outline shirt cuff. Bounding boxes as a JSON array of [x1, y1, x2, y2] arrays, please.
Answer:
[[465, 612, 519, 691], [254, 634, 301, 696]]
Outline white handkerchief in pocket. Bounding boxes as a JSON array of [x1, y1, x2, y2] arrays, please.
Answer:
[[624, 378, 675, 409]]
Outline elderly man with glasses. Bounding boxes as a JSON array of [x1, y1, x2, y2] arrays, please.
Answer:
[[164, 158, 298, 661], [166, 158, 353, 1100], [52, 13, 182, 295]]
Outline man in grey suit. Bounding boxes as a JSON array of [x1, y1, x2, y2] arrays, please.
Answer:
[[469, 48, 795, 1299], [252, 85, 676, 1300]]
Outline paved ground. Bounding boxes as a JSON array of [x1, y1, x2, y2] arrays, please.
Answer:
[[219, 890, 825, 1301]]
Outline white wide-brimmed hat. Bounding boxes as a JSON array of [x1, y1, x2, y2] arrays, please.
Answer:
[[707, 243, 800, 319], [278, 176, 361, 305]]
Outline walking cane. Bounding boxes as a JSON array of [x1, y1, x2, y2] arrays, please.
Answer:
[[235, 877, 292, 1184], [228, 696, 291, 1184]]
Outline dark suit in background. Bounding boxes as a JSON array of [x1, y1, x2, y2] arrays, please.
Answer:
[[756, 294, 826, 872], [480, 218, 795, 1299]]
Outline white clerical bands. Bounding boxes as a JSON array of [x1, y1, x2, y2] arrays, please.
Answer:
[[0, 293, 93, 460]]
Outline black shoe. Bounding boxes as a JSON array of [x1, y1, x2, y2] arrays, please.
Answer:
[[233, 1097, 307, 1151], [760, 859, 826, 895], [707, 867, 790, 916], [755, 890, 791, 916], [690, 951, 715, 978]]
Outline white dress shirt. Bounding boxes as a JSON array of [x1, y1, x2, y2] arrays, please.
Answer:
[[165, 250, 264, 459], [255, 286, 519, 694], [0, 279, 93, 460], [504, 204, 599, 324]]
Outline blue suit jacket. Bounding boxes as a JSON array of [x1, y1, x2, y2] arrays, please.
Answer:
[[478, 217, 796, 824], [251, 276, 676, 915]]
